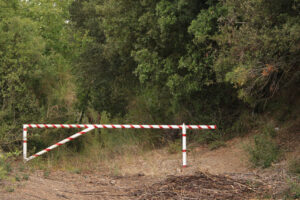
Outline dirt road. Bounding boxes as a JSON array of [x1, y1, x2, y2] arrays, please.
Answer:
[[0, 137, 295, 199], [0, 169, 268, 199]]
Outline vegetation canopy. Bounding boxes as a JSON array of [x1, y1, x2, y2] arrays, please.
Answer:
[[0, 0, 299, 168]]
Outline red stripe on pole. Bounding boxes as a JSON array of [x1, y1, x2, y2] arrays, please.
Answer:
[[182, 165, 187, 168], [68, 124, 72, 128], [187, 125, 192, 129], [45, 148, 51, 152], [179, 125, 182, 129], [44, 124, 49, 128], [168, 125, 173, 129], [36, 124, 41, 128], [60, 124, 65, 128], [84, 124, 88, 128], [158, 125, 163, 129], [149, 125, 153, 128], [23, 141, 27, 143], [182, 150, 186, 152], [34, 154, 38, 157], [197, 125, 202, 129], [112, 124, 116, 128], [28, 124, 33, 128], [76, 124, 81, 128], [56, 143, 62, 146], [23, 128, 27, 131], [130, 125, 134, 128], [182, 134, 186, 136], [52, 124, 57, 128], [121, 125, 125, 128], [103, 125, 107, 128], [140, 125, 144, 128], [208, 125, 212, 130], [79, 131, 85, 135], [67, 137, 73, 140], [93, 124, 97, 128]]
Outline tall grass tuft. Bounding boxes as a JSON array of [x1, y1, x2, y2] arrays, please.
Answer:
[[247, 125, 280, 168]]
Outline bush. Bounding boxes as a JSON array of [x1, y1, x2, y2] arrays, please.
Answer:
[[284, 180, 300, 199], [209, 140, 226, 150], [247, 133, 280, 168], [191, 131, 222, 145], [289, 158, 300, 174], [167, 139, 181, 154], [0, 153, 12, 180], [230, 111, 258, 137], [261, 122, 277, 138]]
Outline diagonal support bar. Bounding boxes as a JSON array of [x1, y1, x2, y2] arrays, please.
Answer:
[[25, 127, 94, 162]]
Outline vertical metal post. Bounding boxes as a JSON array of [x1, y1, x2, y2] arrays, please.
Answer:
[[23, 125, 27, 161], [182, 123, 187, 167]]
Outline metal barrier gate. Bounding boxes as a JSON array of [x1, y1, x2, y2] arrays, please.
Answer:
[[23, 124, 216, 167]]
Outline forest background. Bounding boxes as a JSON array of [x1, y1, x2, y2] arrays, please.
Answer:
[[0, 0, 299, 166]]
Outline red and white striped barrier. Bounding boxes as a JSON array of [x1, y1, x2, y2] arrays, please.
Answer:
[[23, 124, 216, 166]]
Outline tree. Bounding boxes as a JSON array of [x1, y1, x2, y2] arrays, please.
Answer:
[[216, 0, 300, 106]]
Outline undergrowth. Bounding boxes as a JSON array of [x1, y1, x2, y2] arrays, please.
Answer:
[[167, 139, 181, 154], [289, 158, 300, 174], [0, 156, 10, 180], [27, 111, 166, 172], [247, 123, 280, 168], [284, 177, 300, 199]]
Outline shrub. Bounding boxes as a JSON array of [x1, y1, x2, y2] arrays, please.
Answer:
[[284, 180, 300, 199], [230, 111, 258, 137], [247, 133, 280, 168], [209, 140, 226, 150], [192, 131, 222, 145], [289, 158, 300, 174], [0, 153, 11, 180], [261, 122, 277, 138], [167, 139, 181, 154]]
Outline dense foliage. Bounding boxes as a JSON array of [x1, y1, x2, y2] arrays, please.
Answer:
[[0, 0, 299, 153]]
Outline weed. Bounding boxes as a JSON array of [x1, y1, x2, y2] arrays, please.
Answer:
[[261, 122, 277, 138], [5, 186, 14, 192], [18, 164, 26, 172], [209, 140, 226, 150], [15, 174, 20, 182], [0, 153, 11, 180], [247, 133, 280, 168], [167, 139, 181, 154], [23, 174, 29, 180], [284, 179, 300, 199], [43, 170, 50, 178], [68, 167, 81, 174], [110, 164, 121, 176], [230, 111, 257, 137], [74, 168, 81, 174], [289, 158, 300, 174], [192, 131, 221, 144]]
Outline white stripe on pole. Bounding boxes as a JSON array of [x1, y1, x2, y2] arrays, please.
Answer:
[[23, 125, 27, 162], [182, 123, 187, 167]]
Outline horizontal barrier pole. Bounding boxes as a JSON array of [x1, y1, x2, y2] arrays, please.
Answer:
[[24, 124, 216, 129]]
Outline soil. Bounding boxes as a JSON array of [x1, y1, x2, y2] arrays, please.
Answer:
[[0, 137, 298, 200]]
